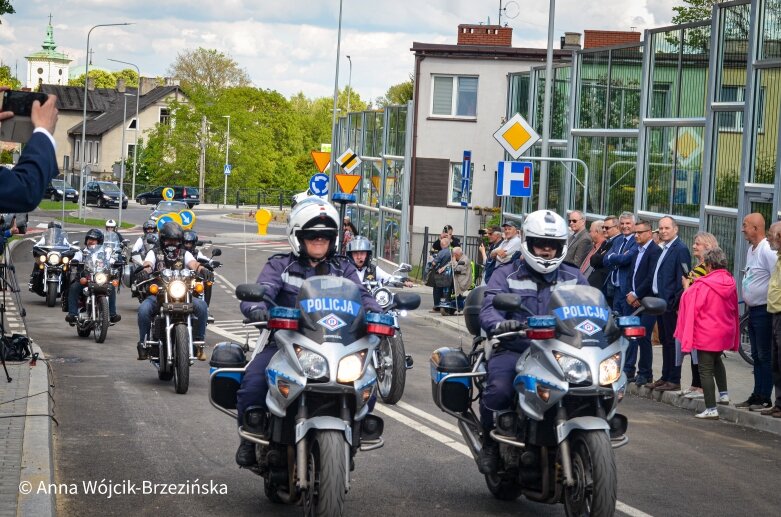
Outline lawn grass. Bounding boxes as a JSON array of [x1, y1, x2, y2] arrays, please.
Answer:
[[38, 200, 79, 210], [62, 216, 134, 229]]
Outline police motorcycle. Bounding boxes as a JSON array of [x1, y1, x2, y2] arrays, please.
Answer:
[[430, 285, 666, 516], [136, 267, 209, 394], [31, 226, 77, 307], [73, 243, 122, 343], [209, 276, 421, 514], [364, 262, 418, 405]]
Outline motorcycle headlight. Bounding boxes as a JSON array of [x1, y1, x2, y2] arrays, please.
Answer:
[[337, 351, 367, 383], [294, 346, 328, 379], [47, 253, 61, 265], [373, 288, 392, 307], [554, 352, 592, 385], [599, 353, 622, 386], [38, 255, 46, 263], [94, 273, 108, 285], [168, 280, 187, 300], [62, 256, 69, 264]]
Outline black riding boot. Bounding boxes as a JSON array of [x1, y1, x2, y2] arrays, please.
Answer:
[[236, 439, 257, 467], [478, 432, 499, 474]]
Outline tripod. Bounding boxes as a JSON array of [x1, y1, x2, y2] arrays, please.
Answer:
[[1, 238, 27, 382]]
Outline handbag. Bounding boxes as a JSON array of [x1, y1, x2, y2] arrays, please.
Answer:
[[1, 333, 31, 361]]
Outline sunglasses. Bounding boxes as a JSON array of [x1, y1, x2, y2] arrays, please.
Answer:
[[144, 228, 156, 233], [634, 229, 652, 235], [568, 219, 581, 224], [603, 225, 617, 230], [301, 230, 333, 241]]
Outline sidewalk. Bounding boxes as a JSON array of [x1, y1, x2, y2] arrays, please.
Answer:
[[411, 306, 781, 437], [0, 242, 55, 517]]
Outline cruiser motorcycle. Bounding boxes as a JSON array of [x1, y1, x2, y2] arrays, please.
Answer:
[[209, 276, 420, 515], [31, 227, 77, 307], [73, 244, 121, 343], [430, 284, 665, 516], [363, 263, 419, 404]]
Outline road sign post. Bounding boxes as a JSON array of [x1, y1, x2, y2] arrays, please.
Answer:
[[460, 150, 472, 249]]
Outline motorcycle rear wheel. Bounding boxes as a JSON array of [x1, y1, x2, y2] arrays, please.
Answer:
[[563, 430, 617, 517], [45, 280, 58, 307], [93, 296, 109, 343], [377, 334, 406, 405], [303, 430, 346, 517], [173, 324, 190, 394]]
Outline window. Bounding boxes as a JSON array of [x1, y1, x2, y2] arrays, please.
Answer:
[[431, 75, 478, 118], [449, 162, 472, 206], [75, 140, 80, 164], [128, 118, 137, 129], [159, 107, 170, 125], [719, 86, 764, 131], [93, 142, 99, 164], [127, 144, 136, 161], [87, 141, 93, 164]]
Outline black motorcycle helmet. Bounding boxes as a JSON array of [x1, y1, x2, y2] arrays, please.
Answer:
[[48, 221, 62, 229], [159, 221, 184, 261], [182, 230, 198, 252], [84, 228, 104, 246], [142, 220, 156, 233]]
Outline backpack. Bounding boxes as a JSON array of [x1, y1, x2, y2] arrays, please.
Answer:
[[1, 333, 32, 361]]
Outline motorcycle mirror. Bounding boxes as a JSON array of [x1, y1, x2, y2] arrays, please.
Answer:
[[211, 248, 222, 257], [492, 293, 523, 311], [122, 239, 130, 246], [640, 296, 667, 316], [236, 283, 267, 302], [71, 240, 80, 246], [393, 292, 421, 311], [399, 263, 412, 273]]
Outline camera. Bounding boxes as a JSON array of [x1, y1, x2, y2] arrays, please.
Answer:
[[478, 229, 487, 236], [0, 213, 15, 233], [0, 90, 49, 143]]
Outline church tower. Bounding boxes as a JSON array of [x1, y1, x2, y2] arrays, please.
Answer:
[[25, 15, 72, 89]]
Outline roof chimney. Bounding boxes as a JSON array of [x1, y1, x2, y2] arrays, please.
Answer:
[[561, 32, 582, 50], [116, 78, 126, 93], [139, 76, 158, 96], [457, 24, 513, 47], [87, 77, 95, 91]]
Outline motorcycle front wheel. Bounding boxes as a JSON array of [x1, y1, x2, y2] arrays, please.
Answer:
[[172, 324, 190, 394], [563, 430, 617, 517], [45, 280, 58, 307], [93, 296, 109, 343], [303, 430, 347, 517], [377, 334, 406, 405]]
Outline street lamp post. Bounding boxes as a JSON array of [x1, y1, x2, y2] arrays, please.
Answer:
[[79, 22, 132, 219], [222, 115, 230, 206], [346, 55, 352, 115], [118, 93, 133, 227], [107, 58, 140, 200], [329, 0, 344, 199]]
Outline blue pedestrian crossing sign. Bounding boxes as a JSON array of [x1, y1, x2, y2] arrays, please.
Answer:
[[162, 187, 175, 201], [496, 161, 533, 197], [224, 164, 232, 176], [179, 209, 196, 230], [156, 212, 183, 231], [309, 173, 329, 197]]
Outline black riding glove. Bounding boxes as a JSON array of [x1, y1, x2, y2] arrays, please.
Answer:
[[248, 308, 269, 323], [200, 268, 214, 283], [493, 319, 523, 335]]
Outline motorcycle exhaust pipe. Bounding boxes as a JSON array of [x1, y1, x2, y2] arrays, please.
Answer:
[[457, 419, 482, 462]]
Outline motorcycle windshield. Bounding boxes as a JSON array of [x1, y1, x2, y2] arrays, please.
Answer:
[[39, 228, 71, 251], [85, 245, 111, 273], [547, 285, 620, 349], [295, 276, 367, 344], [103, 233, 121, 256]]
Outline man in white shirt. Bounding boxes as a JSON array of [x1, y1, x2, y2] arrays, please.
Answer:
[[736, 212, 778, 411], [491, 220, 522, 265]]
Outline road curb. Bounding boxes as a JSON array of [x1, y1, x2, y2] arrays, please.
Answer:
[[17, 342, 55, 517], [628, 383, 781, 436]]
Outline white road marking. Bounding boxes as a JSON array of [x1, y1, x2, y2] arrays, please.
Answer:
[[395, 400, 461, 435], [616, 502, 655, 517]]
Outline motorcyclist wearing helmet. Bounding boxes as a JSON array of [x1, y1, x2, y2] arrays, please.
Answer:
[[65, 229, 122, 325], [136, 221, 212, 361], [104, 218, 125, 243], [477, 210, 588, 474], [29, 221, 64, 293], [346, 235, 414, 287], [234, 197, 382, 467], [131, 221, 157, 265], [182, 230, 218, 307]]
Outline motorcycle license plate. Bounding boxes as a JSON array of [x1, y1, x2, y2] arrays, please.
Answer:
[[165, 302, 193, 314]]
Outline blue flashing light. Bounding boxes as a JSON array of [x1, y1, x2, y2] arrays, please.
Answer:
[[527, 316, 556, 328], [365, 312, 395, 326], [616, 316, 641, 327], [270, 307, 301, 319], [333, 193, 356, 203]]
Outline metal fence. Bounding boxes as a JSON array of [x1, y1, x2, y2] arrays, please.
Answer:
[[125, 184, 298, 210]]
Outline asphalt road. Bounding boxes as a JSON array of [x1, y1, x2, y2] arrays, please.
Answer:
[[12, 206, 781, 516]]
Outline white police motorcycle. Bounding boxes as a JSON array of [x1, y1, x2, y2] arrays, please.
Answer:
[[430, 284, 665, 516], [209, 276, 420, 515]]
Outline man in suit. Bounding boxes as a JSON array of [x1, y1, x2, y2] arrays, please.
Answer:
[[581, 220, 604, 280], [603, 212, 638, 314], [650, 216, 691, 391], [589, 215, 620, 306], [0, 90, 59, 213], [625, 219, 662, 383], [564, 210, 591, 267]]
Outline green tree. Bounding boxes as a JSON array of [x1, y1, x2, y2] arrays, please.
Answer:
[[167, 48, 251, 93], [0, 1, 14, 22], [376, 74, 414, 107], [0, 64, 21, 88], [671, 0, 722, 24], [113, 68, 139, 88], [69, 69, 120, 88]]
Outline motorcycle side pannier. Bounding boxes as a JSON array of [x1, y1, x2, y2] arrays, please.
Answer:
[[209, 342, 247, 410], [462, 286, 486, 336], [430, 347, 471, 413]]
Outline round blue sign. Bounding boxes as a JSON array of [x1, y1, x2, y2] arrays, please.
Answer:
[[309, 173, 329, 197], [156, 215, 176, 231]]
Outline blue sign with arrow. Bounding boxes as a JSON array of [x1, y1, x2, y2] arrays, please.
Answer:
[[460, 150, 472, 207], [309, 173, 329, 197]]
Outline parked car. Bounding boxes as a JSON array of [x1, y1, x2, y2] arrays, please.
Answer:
[[83, 181, 128, 209], [149, 200, 190, 223], [135, 186, 200, 208], [45, 179, 79, 203]]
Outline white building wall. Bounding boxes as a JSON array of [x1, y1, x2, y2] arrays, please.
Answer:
[[26, 58, 70, 88]]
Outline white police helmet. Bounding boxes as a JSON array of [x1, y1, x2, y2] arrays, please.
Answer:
[[105, 219, 117, 230], [286, 197, 339, 257], [520, 210, 569, 274]]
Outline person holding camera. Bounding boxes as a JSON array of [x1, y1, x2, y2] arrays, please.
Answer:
[[479, 226, 503, 284], [0, 89, 59, 213]]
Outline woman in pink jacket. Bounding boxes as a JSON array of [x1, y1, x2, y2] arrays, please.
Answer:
[[674, 247, 739, 419]]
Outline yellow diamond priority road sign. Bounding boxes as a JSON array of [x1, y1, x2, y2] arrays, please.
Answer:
[[493, 113, 540, 159]]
